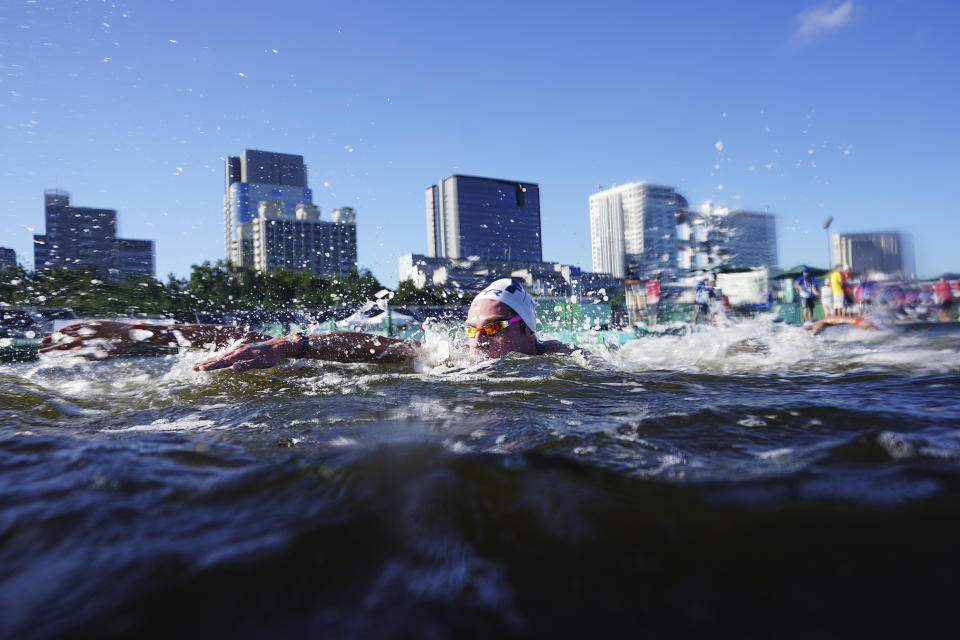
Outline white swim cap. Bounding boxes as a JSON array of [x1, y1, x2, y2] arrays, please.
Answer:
[[474, 278, 537, 335]]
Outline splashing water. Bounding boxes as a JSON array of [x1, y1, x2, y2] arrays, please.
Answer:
[[2, 320, 960, 637]]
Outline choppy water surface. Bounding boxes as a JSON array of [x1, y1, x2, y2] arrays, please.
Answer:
[[3, 319, 960, 638]]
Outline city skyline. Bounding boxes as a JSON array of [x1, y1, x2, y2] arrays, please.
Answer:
[[2, 1, 958, 284]]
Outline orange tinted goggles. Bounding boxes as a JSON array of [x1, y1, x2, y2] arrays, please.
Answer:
[[464, 315, 522, 338]]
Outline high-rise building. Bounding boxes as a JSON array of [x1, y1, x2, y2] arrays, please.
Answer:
[[426, 175, 542, 262], [589, 183, 688, 278], [224, 149, 313, 267], [0, 247, 16, 269], [32, 189, 154, 278], [723, 210, 778, 268], [223, 149, 357, 277], [251, 202, 357, 277], [831, 231, 915, 277], [679, 204, 777, 269], [118, 239, 156, 277]]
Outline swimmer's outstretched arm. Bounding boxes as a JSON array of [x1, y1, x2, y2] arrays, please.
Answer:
[[38, 320, 266, 359], [804, 316, 878, 336], [193, 331, 422, 372], [538, 339, 578, 355]]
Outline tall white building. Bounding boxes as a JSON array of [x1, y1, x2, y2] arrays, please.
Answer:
[[589, 183, 687, 278]]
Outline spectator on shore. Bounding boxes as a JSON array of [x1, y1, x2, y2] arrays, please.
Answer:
[[828, 265, 846, 316], [842, 266, 855, 314], [821, 275, 833, 318], [645, 275, 661, 327], [857, 277, 874, 314], [933, 276, 954, 322], [794, 267, 819, 323], [691, 278, 715, 325]]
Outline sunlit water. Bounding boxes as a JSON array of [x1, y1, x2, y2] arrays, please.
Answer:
[[3, 318, 960, 637]]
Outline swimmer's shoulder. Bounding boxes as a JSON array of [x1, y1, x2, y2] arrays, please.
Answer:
[[537, 340, 580, 355]]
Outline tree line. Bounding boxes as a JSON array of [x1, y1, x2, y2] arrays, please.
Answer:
[[0, 262, 467, 319]]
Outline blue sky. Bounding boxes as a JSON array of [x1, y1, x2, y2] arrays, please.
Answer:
[[2, 0, 958, 284]]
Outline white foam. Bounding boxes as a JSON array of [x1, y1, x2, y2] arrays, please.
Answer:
[[562, 317, 960, 376], [757, 447, 793, 460], [108, 416, 216, 433]]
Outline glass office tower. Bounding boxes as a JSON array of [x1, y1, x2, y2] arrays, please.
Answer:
[[225, 150, 358, 276], [32, 189, 154, 278], [589, 182, 687, 278], [0, 247, 16, 270], [723, 210, 778, 269], [426, 175, 542, 262], [224, 150, 314, 267]]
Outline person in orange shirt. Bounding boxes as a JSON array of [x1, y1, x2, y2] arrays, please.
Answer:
[[933, 276, 954, 322]]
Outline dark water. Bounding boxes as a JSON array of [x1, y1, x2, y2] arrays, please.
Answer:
[[3, 320, 960, 638]]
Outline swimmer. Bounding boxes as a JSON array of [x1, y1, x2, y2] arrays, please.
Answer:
[[724, 315, 880, 355], [39, 279, 577, 371], [38, 321, 267, 360], [803, 315, 880, 336], [724, 338, 769, 356]]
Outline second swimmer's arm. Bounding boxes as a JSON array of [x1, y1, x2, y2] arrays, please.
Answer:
[[38, 320, 268, 357], [138, 323, 268, 349], [193, 331, 421, 371]]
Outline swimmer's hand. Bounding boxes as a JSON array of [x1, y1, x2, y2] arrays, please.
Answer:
[[193, 335, 297, 372], [38, 320, 138, 359]]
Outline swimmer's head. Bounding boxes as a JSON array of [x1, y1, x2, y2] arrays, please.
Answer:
[[465, 279, 538, 358], [474, 278, 537, 335]]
